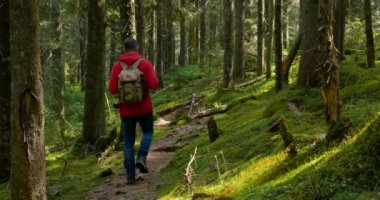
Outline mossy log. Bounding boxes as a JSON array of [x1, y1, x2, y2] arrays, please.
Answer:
[[193, 94, 257, 119], [207, 117, 220, 143], [234, 75, 266, 89]]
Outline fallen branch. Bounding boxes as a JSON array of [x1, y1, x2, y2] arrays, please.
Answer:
[[157, 94, 204, 116], [234, 75, 266, 89], [185, 147, 197, 198], [151, 83, 175, 97], [193, 94, 257, 118]]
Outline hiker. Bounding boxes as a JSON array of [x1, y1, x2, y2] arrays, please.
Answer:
[[109, 38, 159, 185]]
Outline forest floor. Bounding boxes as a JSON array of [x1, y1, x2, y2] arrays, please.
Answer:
[[88, 115, 207, 200]]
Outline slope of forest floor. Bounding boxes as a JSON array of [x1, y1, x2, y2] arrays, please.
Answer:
[[152, 51, 380, 199], [1, 50, 380, 200]]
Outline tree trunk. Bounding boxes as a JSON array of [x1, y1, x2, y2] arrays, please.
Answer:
[[83, 0, 106, 144], [9, 0, 47, 198], [50, 1, 66, 148], [179, 0, 187, 66], [320, 0, 342, 125], [167, 0, 175, 68], [155, 7, 164, 88], [274, 0, 283, 91], [364, 0, 376, 68], [78, 0, 87, 91], [135, 0, 145, 54], [264, 0, 274, 79], [120, 0, 135, 41], [282, 0, 289, 49], [199, 0, 206, 66], [147, 10, 155, 62], [0, 0, 11, 184], [333, 0, 347, 61], [109, 21, 117, 75], [283, 32, 302, 84], [223, 0, 233, 88], [298, 0, 322, 87], [207, 117, 220, 143], [257, 0, 264, 75], [233, 0, 245, 79]]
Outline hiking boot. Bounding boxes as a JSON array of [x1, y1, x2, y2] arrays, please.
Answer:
[[136, 157, 149, 173], [125, 175, 135, 185]]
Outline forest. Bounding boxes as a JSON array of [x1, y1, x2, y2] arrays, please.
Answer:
[[0, 0, 380, 199]]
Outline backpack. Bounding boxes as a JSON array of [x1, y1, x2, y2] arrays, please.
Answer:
[[118, 58, 145, 105]]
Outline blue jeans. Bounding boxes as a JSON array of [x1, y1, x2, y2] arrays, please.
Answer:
[[122, 114, 154, 179]]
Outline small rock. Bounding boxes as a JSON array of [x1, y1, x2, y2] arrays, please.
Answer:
[[116, 190, 127, 195], [100, 168, 114, 177]]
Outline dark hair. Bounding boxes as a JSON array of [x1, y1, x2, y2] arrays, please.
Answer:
[[123, 38, 139, 50]]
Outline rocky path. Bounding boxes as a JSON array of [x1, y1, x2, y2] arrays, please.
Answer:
[[87, 117, 206, 200]]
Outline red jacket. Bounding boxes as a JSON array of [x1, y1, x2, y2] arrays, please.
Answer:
[[109, 52, 159, 117]]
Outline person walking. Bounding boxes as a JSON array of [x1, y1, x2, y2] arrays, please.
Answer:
[[109, 38, 159, 184]]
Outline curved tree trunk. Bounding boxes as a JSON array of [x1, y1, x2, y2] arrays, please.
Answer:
[[9, 0, 47, 198], [233, 0, 245, 79], [223, 0, 233, 88], [274, 0, 283, 91], [83, 0, 106, 144], [0, 0, 11, 184], [364, 0, 376, 68], [283, 32, 302, 84]]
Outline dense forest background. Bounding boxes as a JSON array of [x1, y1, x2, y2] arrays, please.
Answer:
[[1, 0, 380, 199]]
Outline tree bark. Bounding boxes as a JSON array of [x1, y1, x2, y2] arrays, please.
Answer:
[[109, 20, 117, 75], [282, 0, 289, 49], [257, 0, 264, 75], [199, 0, 207, 66], [83, 0, 106, 144], [223, 0, 233, 88], [0, 0, 11, 184], [298, 0, 322, 87], [147, 10, 155, 62], [320, 0, 342, 125], [135, 0, 145, 54], [50, 1, 66, 148], [333, 0, 347, 61], [264, 0, 274, 79], [179, 0, 187, 66], [155, 6, 164, 88], [364, 0, 376, 68], [120, 0, 135, 41], [78, 0, 87, 91], [233, 0, 245, 79], [274, 0, 283, 91], [9, 0, 47, 198]]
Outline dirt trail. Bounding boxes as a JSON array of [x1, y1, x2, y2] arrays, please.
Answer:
[[88, 117, 206, 200]]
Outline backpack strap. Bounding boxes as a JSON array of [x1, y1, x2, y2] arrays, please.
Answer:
[[120, 61, 129, 70], [131, 58, 144, 69]]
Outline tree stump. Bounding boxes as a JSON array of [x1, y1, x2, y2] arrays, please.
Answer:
[[207, 117, 220, 143], [268, 116, 296, 155]]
